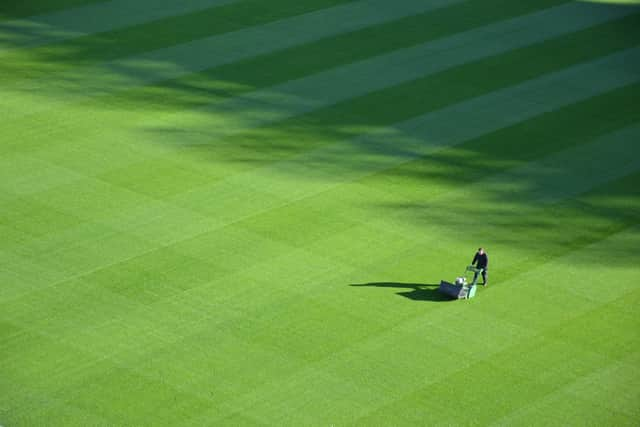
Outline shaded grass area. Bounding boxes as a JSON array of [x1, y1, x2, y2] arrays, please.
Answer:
[[0, 0, 357, 82], [3, 2, 605, 155], [34, 0, 356, 62], [1, 0, 639, 425], [0, 0, 567, 95], [142, 15, 640, 165], [362, 82, 640, 196], [0, 0, 104, 21], [129, 0, 570, 108]]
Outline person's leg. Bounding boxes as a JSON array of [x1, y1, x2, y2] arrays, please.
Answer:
[[473, 270, 479, 285], [482, 269, 488, 285]]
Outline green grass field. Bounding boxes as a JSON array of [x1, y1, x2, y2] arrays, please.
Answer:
[[1, 0, 639, 425]]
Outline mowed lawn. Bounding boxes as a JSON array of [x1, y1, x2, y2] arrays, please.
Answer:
[[1, 0, 639, 425]]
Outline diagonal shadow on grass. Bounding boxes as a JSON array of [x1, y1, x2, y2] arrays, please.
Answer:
[[350, 282, 453, 302]]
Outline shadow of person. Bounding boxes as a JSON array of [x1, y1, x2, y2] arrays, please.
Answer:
[[349, 282, 452, 302]]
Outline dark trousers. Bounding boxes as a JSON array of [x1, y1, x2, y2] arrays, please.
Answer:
[[473, 268, 488, 285]]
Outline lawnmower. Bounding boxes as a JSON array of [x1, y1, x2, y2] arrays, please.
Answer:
[[438, 266, 484, 299]]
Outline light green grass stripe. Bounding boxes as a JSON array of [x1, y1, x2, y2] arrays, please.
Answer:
[[491, 351, 640, 425], [0, 0, 460, 120], [0, 0, 241, 51], [0, 195, 223, 301], [186, 48, 640, 207], [0, 154, 86, 195], [150, 1, 632, 143]]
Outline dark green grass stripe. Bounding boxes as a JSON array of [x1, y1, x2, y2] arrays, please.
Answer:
[[0, 0, 357, 77], [191, 14, 640, 163], [0, 0, 105, 21], [110, 0, 570, 111]]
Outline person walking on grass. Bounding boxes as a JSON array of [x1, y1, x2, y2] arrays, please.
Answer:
[[471, 247, 489, 286]]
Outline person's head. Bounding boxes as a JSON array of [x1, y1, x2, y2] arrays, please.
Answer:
[[478, 247, 484, 254]]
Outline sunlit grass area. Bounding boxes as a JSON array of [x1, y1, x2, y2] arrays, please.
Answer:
[[1, 0, 639, 425]]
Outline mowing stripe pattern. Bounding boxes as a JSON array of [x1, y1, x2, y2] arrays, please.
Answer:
[[1, 0, 639, 425]]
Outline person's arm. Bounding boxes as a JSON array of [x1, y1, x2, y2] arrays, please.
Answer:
[[472, 252, 478, 266]]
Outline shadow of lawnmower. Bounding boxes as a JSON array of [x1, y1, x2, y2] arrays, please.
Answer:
[[349, 282, 453, 302]]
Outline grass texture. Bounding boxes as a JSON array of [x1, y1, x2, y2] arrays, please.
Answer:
[[1, 0, 639, 425]]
